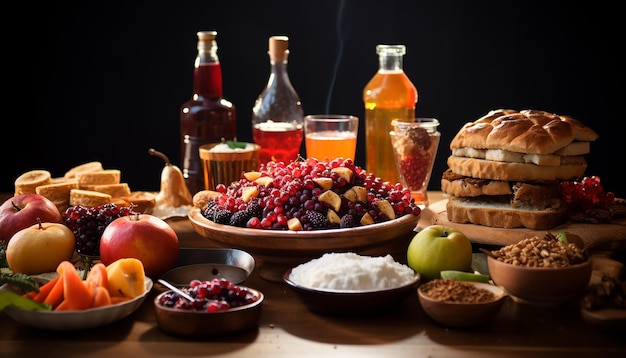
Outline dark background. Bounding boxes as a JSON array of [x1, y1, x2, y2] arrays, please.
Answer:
[[5, 1, 624, 198]]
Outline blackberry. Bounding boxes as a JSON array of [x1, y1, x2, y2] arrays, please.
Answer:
[[229, 210, 252, 227], [63, 203, 138, 257], [306, 210, 329, 230], [213, 210, 233, 225], [340, 214, 357, 228], [245, 201, 263, 218], [202, 200, 220, 220]]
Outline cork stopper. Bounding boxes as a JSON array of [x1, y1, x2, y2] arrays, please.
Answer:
[[197, 31, 217, 41], [268, 36, 289, 63], [197, 31, 217, 51]]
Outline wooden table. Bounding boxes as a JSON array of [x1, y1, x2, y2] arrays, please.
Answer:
[[1, 193, 625, 357]]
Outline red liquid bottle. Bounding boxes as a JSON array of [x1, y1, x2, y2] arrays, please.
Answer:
[[252, 36, 304, 165], [180, 31, 237, 195]]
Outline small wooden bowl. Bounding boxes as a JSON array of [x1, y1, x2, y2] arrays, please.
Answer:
[[418, 281, 507, 328], [487, 255, 592, 306]]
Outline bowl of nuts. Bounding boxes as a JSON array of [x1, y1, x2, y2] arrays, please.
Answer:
[[153, 278, 263, 337], [486, 233, 592, 306], [418, 279, 507, 328]]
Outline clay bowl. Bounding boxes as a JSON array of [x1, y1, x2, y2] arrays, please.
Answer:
[[154, 285, 264, 337], [487, 255, 592, 306], [418, 280, 507, 328]]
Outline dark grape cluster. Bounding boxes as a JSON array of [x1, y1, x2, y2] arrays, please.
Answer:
[[201, 157, 421, 230], [157, 278, 259, 312], [63, 203, 139, 256]]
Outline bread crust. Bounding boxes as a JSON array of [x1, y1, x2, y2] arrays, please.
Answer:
[[446, 196, 568, 230], [441, 173, 512, 197], [450, 109, 598, 154], [447, 156, 587, 182]]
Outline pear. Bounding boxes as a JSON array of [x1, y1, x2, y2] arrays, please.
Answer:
[[318, 190, 342, 212], [149, 148, 193, 208]]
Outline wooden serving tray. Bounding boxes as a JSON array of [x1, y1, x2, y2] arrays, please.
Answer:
[[417, 199, 626, 249]]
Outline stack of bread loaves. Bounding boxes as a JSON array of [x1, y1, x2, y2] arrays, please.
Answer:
[[14, 161, 155, 214], [441, 109, 599, 230]]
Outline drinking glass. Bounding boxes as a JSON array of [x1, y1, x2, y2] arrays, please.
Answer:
[[390, 118, 440, 208], [304, 115, 359, 161], [199, 142, 261, 191]]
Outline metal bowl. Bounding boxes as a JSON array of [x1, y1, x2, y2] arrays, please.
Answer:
[[161, 248, 255, 287]]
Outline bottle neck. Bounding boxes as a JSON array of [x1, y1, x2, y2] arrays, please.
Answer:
[[193, 46, 223, 99], [379, 54, 404, 73], [267, 59, 291, 88]]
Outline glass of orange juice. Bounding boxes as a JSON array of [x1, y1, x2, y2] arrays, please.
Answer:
[[304, 115, 359, 161]]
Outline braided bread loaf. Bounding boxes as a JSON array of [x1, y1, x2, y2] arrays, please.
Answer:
[[441, 109, 599, 230], [450, 109, 598, 155]]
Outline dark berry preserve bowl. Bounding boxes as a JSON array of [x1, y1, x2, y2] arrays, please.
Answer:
[[153, 281, 263, 337]]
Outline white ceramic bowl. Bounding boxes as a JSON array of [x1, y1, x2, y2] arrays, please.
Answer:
[[283, 268, 420, 315], [2, 277, 152, 330]]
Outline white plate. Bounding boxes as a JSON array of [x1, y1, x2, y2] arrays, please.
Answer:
[[2, 277, 152, 330]]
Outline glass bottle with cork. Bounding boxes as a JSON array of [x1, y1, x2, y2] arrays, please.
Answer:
[[363, 44, 418, 185], [180, 30, 237, 195], [252, 35, 304, 165]]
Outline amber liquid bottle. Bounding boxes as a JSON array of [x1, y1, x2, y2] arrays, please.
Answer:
[[180, 31, 237, 195], [363, 44, 418, 185]]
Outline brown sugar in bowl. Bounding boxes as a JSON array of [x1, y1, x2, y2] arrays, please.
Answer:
[[417, 279, 507, 328]]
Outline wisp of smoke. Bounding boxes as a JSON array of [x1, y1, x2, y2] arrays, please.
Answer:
[[325, 0, 347, 114]]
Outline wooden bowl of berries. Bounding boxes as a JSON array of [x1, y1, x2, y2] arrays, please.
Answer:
[[188, 158, 422, 281], [153, 278, 263, 337]]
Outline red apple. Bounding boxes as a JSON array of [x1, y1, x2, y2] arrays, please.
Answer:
[[99, 214, 179, 278], [0, 194, 63, 243]]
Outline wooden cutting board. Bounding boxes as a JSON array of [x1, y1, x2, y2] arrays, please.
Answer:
[[417, 199, 626, 249]]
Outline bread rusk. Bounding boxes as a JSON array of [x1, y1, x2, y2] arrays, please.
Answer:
[[76, 169, 121, 187], [64, 161, 104, 180], [81, 183, 132, 198], [14, 170, 53, 196], [116, 191, 156, 214], [70, 189, 112, 207], [35, 180, 79, 213]]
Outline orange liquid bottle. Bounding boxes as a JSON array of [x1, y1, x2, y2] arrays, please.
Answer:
[[363, 45, 418, 184]]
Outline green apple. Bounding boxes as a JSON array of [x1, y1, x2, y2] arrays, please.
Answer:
[[406, 225, 472, 281]]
